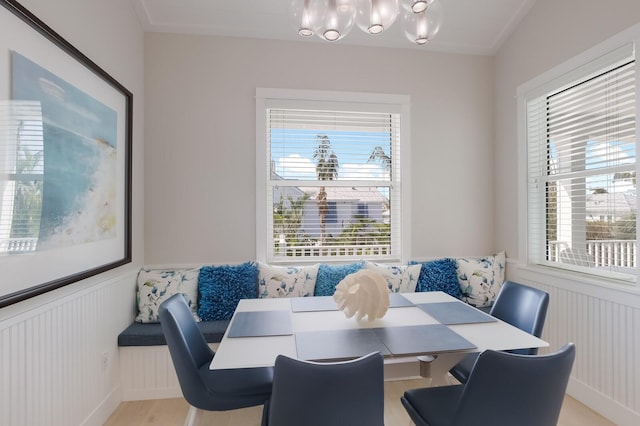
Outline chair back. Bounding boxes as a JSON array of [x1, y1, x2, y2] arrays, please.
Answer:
[[452, 343, 576, 426], [490, 280, 549, 355], [266, 352, 384, 426], [159, 293, 215, 408]]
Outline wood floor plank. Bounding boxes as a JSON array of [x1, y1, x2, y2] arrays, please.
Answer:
[[104, 379, 614, 426]]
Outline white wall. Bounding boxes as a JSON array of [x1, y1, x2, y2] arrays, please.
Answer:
[[0, 0, 144, 425], [494, 0, 640, 424], [144, 34, 495, 264]]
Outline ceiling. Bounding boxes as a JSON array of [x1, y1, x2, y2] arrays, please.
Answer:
[[130, 0, 537, 56]]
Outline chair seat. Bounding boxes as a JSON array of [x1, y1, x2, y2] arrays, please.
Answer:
[[448, 353, 477, 383], [402, 385, 463, 426]]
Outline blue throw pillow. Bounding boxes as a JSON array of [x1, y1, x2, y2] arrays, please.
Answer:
[[198, 262, 258, 321], [409, 258, 462, 298], [314, 262, 364, 296]]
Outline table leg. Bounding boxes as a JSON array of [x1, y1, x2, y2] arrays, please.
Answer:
[[427, 353, 467, 387]]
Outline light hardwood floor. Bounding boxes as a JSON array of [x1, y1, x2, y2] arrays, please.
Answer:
[[105, 379, 614, 426]]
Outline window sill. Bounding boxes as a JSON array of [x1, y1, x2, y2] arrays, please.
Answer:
[[510, 260, 640, 305]]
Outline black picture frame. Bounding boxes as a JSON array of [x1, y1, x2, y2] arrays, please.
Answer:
[[0, 0, 132, 307]]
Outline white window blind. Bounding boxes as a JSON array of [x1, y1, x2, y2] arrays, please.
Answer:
[[526, 45, 637, 280], [262, 100, 402, 263]]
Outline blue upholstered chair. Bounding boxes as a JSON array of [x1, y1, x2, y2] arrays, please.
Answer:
[[158, 294, 273, 424], [263, 352, 385, 426], [402, 343, 576, 426], [449, 280, 550, 384]]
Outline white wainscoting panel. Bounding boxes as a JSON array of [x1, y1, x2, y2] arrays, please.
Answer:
[[0, 269, 137, 426], [513, 264, 640, 426], [119, 345, 421, 401], [120, 345, 184, 401]]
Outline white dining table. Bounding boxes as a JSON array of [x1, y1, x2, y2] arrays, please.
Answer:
[[210, 291, 548, 386]]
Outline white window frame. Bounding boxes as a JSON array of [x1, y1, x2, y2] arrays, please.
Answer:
[[517, 24, 640, 285], [256, 88, 411, 264]]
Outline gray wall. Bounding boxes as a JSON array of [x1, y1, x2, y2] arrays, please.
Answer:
[[144, 34, 495, 264]]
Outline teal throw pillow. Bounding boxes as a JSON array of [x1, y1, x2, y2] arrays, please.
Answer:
[[409, 258, 461, 298], [314, 262, 364, 296], [198, 262, 258, 321]]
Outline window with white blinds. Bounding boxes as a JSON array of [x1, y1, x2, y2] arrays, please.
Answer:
[[525, 44, 637, 280], [256, 90, 408, 263]]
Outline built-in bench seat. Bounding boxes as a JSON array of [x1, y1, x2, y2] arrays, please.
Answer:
[[117, 320, 230, 347], [118, 255, 504, 401]]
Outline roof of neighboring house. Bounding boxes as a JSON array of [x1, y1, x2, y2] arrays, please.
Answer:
[[299, 186, 388, 203], [271, 170, 387, 203], [586, 191, 636, 218]]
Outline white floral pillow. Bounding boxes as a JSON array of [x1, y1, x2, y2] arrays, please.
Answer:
[[457, 251, 506, 308], [364, 261, 421, 293], [135, 268, 200, 323], [258, 263, 319, 298]]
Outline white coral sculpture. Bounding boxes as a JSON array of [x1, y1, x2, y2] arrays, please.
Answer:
[[333, 269, 390, 321]]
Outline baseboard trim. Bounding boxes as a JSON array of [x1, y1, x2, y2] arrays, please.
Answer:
[[81, 385, 122, 426], [568, 376, 640, 425], [122, 387, 182, 401]]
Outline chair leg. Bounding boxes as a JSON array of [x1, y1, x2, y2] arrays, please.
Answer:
[[261, 400, 270, 426], [184, 405, 203, 426]]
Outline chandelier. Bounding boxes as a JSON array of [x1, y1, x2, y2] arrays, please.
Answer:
[[290, 0, 444, 45]]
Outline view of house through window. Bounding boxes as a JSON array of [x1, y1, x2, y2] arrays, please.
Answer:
[[525, 45, 636, 280], [262, 100, 403, 262]]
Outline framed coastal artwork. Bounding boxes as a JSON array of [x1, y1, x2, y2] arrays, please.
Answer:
[[0, 0, 132, 307]]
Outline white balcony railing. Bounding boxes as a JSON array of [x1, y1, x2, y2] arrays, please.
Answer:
[[280, 240, 637, 268], [0, 237, 38, 253], [587, 240, 636, 268], [276, 244, 390, 258], [549, 240, 636, 268]]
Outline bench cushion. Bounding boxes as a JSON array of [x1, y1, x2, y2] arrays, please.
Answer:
[[118, 320, 230, 346]]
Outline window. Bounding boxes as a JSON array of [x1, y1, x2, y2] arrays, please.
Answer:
[[521, 40, 637, 281], [256, 89, 410, 263]]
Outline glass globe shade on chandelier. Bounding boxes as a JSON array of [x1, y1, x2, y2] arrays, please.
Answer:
[[290, 0, 443, 45]]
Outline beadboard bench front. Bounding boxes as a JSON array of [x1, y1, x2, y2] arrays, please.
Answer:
[[118, 343, 421, 401]]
